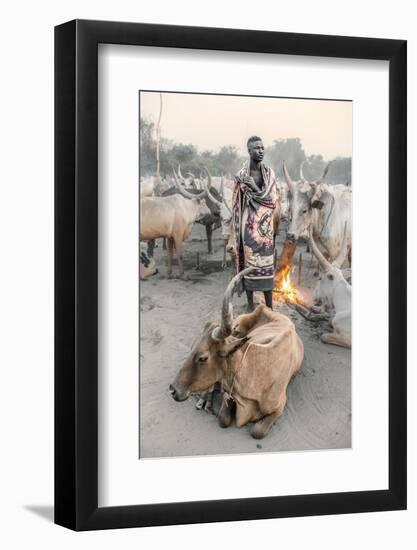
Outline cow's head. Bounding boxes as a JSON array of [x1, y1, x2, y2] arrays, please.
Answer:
[[169, 268, 253, 402], [309, 224, 349, 307], [283, 161, 333, 241], [172, 166, 214, 222], [139, 248, 158, 280]]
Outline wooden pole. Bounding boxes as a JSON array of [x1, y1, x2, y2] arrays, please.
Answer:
[[298, 253, 302, 286], [155, 93, 163, 178], [275, 239, 297, 285]]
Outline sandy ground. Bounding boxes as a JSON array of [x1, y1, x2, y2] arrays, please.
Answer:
[[139, 221, 351, 458]]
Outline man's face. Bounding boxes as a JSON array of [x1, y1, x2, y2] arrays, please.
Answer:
[[248, 140, 264, 162]]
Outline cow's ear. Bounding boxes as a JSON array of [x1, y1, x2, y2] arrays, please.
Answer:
[[218, 336, 249, 358], [311, 199, 324, 210]]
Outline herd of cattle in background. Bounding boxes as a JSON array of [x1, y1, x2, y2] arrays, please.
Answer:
[[140, 160, 352, 439]]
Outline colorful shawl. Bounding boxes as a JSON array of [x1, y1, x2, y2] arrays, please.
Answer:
[[232, 163, 278, 291]]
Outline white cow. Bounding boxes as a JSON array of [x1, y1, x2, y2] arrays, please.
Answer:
[[283, 161, 352, 266], [309, 226, 351, 348], [140, 176, 156, 198]]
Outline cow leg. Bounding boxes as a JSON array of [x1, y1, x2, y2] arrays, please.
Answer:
[[147, 239, 155, 258], [217, 395, 235, 428], [250, 408, 283, 440], [222, 238, 228, 270], [162, 237, 167, 250], [167, 237, 174, 278], [321, 331, 351, 348], [206, 224, 213, 255], [195, 390, 214, 412], [174, 238, 186, 278]]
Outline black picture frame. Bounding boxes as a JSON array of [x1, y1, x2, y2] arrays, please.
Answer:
[[55, 19, 407, 531]]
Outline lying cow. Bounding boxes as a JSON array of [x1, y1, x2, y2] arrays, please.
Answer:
[[313, 267, 351, 308], [139, 244, 158, 280], [169, 267, 304, 439], [309, 227, 351, 348]]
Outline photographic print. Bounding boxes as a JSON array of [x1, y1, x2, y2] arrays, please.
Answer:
[[139, 91, 352, 459]]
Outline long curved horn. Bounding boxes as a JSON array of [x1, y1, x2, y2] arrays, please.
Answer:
[[321, 160, 334, 181], [283, 161, 296, 195], [300, 160, 308, 182], [172, 168, 181, 186], [212, 267, 256, 341], [202, 166, 211, 187], [334, 221, 349, 268], [178, 164, 184, 179], [218, 176, 233, 215], [201, 168, 227, 208], [309, 226, 331, 271], [207, 189, 223, 207], [172, 168, 212, 200], [186, 171, 195, 179]]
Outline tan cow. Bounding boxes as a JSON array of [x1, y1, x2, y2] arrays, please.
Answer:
[[140, 178, 211, 278], [170, 268, 304, 439]]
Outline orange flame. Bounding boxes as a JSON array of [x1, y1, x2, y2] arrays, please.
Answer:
[[273, 265, 301, 304]]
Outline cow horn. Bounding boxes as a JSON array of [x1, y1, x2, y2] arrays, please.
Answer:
[[211, 267, 256, 341], [178, 164, 184, 180], [309, 226, 331, 271], [207, 189, 223, 207], [321, 160, 334, 181], [300, 160, 308, 182], [283, 161, 296, 195], [217, 176, 233, 215], [220, 176, 224, 198], [201, 166, 222, 205], [172, 168, 192, 197], [173, 167, 212, 200], [334, 221, 349, 268]]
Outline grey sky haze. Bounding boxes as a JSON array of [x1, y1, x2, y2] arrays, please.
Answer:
[[140, 91, 352, 160]]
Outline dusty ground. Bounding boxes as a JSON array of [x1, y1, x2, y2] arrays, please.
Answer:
[[139, 222, 351, 458]]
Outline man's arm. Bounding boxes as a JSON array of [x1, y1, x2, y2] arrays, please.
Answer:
[[241, 175, 261, 193]]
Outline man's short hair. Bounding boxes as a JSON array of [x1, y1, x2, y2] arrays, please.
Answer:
[[247, 135, 263, 148]]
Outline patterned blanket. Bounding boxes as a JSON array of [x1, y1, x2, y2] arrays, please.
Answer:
[[232, 163, 278, 291]]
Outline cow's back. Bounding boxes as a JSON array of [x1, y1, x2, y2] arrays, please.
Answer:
[[233, 312, 303, 404], [140, 195, 190, 240]]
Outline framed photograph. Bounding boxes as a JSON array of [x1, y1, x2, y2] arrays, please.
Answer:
[[55, 20, 406, 530]]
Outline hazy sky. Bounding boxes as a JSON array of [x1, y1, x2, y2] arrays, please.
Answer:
[[140, 91, 352, 160]]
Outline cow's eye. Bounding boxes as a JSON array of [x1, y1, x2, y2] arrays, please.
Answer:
[[327, 273, 334, 281], [313, 271, 320, 278], [198, 355, 208, 363]]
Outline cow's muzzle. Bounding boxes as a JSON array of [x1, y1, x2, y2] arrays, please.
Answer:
[[169, 384, 189, 402], [286, 232, 297, 242]]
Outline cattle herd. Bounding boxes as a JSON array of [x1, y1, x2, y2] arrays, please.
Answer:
[[140, 161, 352, 440]]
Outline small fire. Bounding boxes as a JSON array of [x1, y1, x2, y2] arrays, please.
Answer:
[[274, 265, 302, 304]]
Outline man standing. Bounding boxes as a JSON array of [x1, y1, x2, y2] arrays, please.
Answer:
[[232, 136, 279, 311]]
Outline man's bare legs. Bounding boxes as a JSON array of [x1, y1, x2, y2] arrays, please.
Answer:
[[264, 290, 273, 309], [246, 290, 273, 312]]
